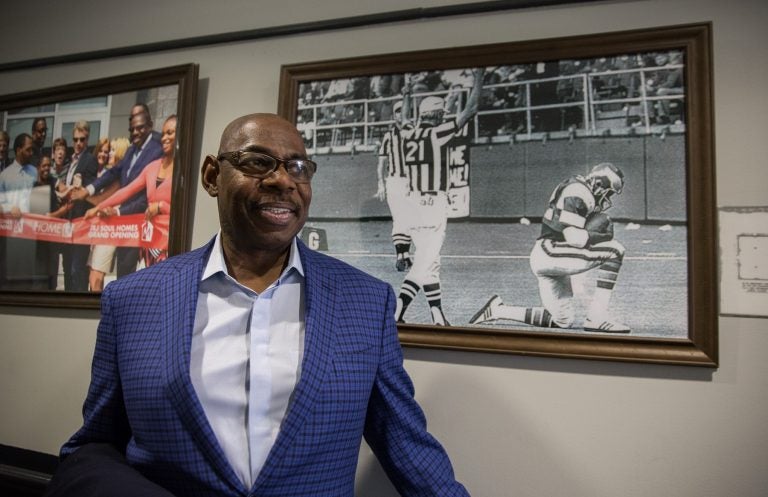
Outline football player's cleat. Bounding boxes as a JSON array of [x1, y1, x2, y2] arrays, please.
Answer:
[[431, 307, 450, 326], [469, 295, 502, 325], [583, 318, 630, 333]]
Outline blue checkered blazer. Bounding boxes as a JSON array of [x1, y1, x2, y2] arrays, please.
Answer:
[[60, 239, 469, 497]]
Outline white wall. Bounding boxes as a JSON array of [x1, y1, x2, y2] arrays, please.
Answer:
[[2, 1, 767, 496]]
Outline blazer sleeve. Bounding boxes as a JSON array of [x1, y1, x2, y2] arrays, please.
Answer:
[[79, 153, 99, 188], [50, 285, 165, 495], [59, 284, 132, 456], [98, 161, 157, 210], [90, 155, 126, 193], [363, 287, 471, 497]]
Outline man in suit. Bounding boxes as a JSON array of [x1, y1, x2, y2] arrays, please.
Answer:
[[131, 102, 163, 143], [72, 108, 162, 277], [58, 121, 98, 291], [46, 114, 470, 497]]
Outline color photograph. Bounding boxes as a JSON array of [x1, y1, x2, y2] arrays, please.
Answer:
[[0, 64, 198, 307]]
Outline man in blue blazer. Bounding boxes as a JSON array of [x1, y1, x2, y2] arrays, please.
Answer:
[[74, 109, 163, 277], [46, 114, 470, 497]]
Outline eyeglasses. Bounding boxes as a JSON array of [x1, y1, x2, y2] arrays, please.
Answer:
[[217, 150, 317, 183], [72, 137, 87, 143]]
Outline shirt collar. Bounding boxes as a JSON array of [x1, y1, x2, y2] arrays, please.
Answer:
[[135, 134, 152, 154], [201, 232, 304, 291]]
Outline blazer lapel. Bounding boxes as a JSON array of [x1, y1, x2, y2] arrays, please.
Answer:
[[161, 242, 245, 494], [252, 241, 339, 491]]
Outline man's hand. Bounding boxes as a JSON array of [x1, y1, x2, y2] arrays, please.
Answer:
[[145, 202, 161, 220], [100, 207, 117, 218], [69, 186, 89, 202], [374, 180, 386, 201], [85, 206, 116, 219], [10, 206, 22, 219]]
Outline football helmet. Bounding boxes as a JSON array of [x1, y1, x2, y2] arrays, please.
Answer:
[[586, 162, 624, 212], [418, 96, 445, 125]]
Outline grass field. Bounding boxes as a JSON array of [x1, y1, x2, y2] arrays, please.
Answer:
[[304, 219, 689, 338]]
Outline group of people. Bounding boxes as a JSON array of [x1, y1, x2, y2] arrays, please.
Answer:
[[0, 104, 177, 291]]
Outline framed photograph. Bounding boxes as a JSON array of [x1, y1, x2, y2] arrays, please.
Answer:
[[719, 206, 768, 318], [0, 64, 198, 308], [279, 23, 716, 366]]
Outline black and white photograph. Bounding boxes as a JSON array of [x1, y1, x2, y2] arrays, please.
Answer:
[[0, 64, 198, 308], [280, 24, 717, 365]]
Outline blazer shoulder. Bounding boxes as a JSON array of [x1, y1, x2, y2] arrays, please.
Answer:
[[103, 243, 210, 297], [79, 151, 99, 168], [144, 139, 163, 158]]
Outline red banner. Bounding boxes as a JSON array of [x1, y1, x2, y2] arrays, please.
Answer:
[[0, 213, 169, 249]]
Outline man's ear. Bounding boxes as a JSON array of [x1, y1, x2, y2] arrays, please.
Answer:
[[201, 155, 219, 197]]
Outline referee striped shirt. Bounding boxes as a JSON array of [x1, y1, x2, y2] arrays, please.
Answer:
[[377, 125, 409, 178], [401, 120, 458, 193]]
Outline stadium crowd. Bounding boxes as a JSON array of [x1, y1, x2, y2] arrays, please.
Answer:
[[296, 50, 684, 150]]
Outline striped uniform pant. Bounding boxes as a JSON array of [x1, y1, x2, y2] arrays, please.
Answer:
[[528, 237, 625, 328]]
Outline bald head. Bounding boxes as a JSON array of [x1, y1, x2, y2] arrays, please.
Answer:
[[218, 113, 305, 156], [202, 112, 312, 269]]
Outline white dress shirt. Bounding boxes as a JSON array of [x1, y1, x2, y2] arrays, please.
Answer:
[[125, 133, 152, 178], [0, 161, 37, 213], [190, 234, 305, 487], [65, 153, 80, 187]]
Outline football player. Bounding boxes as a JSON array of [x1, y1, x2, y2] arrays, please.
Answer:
[[395, 68, 485, 326], [375, 99, 415, 271], [470, 162, 630, 333]]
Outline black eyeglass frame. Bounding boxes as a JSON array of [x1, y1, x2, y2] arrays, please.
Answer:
[[216, 150, 317, 183]]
